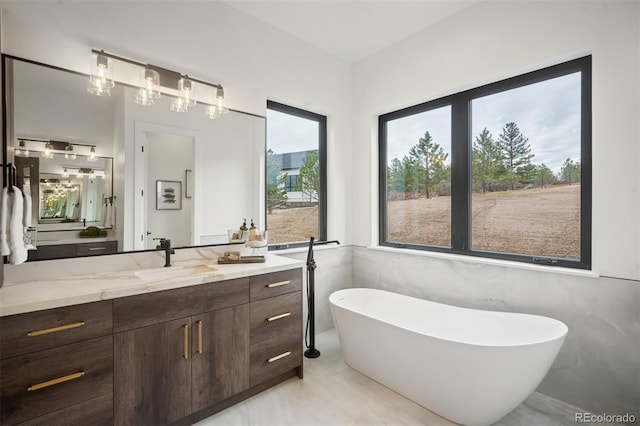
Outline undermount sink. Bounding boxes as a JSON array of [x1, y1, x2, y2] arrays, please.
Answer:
[[134, 264, 217, 281]]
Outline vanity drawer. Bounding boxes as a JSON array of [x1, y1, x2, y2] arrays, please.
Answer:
[[249, 269, 302, 301], [113, 277, 249, 332], [250, 334, 302, 386], [76, 241, 117, 257], [250, 291, 302, 344], [0, 335, 113, 425], [14, 394, 113, 426], [0, 301, 113, 359]]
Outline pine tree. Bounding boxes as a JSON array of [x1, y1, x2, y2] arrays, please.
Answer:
[[408, 131, 449, 199], [472, 128, 503, 193], [497, 122, 534, 190]]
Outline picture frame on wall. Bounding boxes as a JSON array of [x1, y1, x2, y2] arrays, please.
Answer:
[[156, 180, 182, 210]]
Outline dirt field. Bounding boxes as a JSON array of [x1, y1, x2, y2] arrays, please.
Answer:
[[387, 184, 580, 259], [267, 206, 319, 244], [267, 185, 580, 259]]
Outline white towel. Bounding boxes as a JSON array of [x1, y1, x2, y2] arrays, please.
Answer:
[[1, 186, 10, 255], [104, 203, 112, 228], [9, 186, 27, 265], [23, 187, 32, 228]]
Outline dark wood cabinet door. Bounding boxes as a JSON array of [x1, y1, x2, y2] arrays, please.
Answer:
[[114, 318, 192, 426], [191, 304, 250, 412]]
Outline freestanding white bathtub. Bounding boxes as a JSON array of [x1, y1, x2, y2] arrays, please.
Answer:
[[329, 288, 568, 426]]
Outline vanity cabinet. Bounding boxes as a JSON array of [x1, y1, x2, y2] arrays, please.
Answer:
[[249, 269, 303, 386], [27, 241, 118, 261], [113, 278, 251, 426], [0, 301, 113, 426]]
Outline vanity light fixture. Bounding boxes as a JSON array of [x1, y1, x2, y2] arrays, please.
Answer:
[[204, 86, 229, 119], [87, 51, 115, 96], [62, 168, 69, 178], [88, 146, 97, 162], [171, 77, 197, 112], [64, 144, 77, 160], [89, 169, 96, 179], [15, 139, 29, 157], [88, 49, 228, 117], [135, 67, 161, 106]]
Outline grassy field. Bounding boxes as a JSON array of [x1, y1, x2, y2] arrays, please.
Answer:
[[267, 185, 580, 259]]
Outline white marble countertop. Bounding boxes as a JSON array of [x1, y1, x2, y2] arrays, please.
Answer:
[[0, 254, 304, 317]]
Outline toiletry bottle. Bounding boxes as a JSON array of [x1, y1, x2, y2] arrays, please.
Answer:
[[240, 219, 248, 241], [249, 219, 259, 241]]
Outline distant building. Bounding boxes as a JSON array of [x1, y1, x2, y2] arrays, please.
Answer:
[[273, 149, 317, 205]]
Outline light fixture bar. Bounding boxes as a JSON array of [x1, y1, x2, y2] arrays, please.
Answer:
[[90, 49, 224, 91]]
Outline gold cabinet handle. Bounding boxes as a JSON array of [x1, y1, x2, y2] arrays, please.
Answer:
[[183, 324, 189, 359], [27, 371, 85, 392], [196, 320, 203, 354], [27, 321, 86, 337], [266, 280, 291, 288], [267, 351, 291, 363], [266, 312, 291, 322]]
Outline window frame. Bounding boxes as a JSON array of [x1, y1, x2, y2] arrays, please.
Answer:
[[266, 100, 327, 249], [379, 56, 592, 269]]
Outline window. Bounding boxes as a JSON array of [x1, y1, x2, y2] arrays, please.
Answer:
[[266, 100, 327, 247], [379, 56, 591, 269]]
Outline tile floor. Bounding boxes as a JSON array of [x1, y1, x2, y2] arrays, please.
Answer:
[[195, 329, 610, 426]]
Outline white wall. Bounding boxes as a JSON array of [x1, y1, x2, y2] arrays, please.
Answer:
[[0, 1, 352, 245], [351, 0, 640, 416], [352, 0, 640, 282]]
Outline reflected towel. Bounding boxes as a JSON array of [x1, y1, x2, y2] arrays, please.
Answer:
[[104, 204, 112, 228], [1, 187, 10, 255], [9, 186, 27, 265], [23, 188, 32, 227]]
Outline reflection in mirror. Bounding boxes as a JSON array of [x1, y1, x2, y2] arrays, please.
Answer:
[[4, 55, 265, 261]]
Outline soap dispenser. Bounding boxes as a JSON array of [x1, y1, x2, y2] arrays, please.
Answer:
[[249, 219, 259, 241]]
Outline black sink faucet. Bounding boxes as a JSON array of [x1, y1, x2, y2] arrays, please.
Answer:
[[154, 238, 175, 267]]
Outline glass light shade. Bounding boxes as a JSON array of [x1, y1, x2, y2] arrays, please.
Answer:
[[171, 77, 196, 112], [89, 170, 96, 179], [77, 169, 84, 178], [216, 86, 229, 115], [88, 146, 97, 162], [135, 68, 161, 106], [62, 168, 68, 178], [65, 144, 76, 160], [204, 105, 219, 119], [87, 53, 115, 96], [43, 142, 54, 159], [15, 140, 29, 157]]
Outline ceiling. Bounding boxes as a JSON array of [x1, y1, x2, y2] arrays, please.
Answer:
[[224, 0, 479, 63]]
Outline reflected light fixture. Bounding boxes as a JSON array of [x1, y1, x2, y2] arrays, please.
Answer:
[[89, 170, 96, 179], [43, 142, 54, 159], [62, 168, 69, 178], [135, 68, 161, 106], [87, 51, 115, 96], [15, 140, 29, 157], [88, 146, 97, 162], [171, 77, 196, 112], [65, 144, 77, 160]]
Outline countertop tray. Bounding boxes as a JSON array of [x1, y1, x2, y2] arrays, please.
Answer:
[[217, 255, 265, 264]]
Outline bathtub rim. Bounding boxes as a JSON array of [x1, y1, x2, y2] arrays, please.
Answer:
[[329, 287, 568, 349]]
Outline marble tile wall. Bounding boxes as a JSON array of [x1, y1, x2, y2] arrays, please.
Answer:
[[351, 246, 640, 418], [279, 245, 352, 334]]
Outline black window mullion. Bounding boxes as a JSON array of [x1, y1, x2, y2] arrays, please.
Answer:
[[450, 96, 470, 252]]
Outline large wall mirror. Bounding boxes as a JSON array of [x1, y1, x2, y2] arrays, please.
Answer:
[[3, 55, 265, 261]]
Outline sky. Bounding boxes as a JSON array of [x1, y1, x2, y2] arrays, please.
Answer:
[[267, 108, 319, 154], [387, 72, 582, 175]]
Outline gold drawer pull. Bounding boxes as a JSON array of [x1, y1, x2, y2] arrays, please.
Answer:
[[266, 280, 291, 288], [27, 371, 85, 392], [266, 312, 291, 322], [27, 321, 86, 337], [196, 320, 203, 354], [183, 324, 189, 359], [267, 351, 291, 363]]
